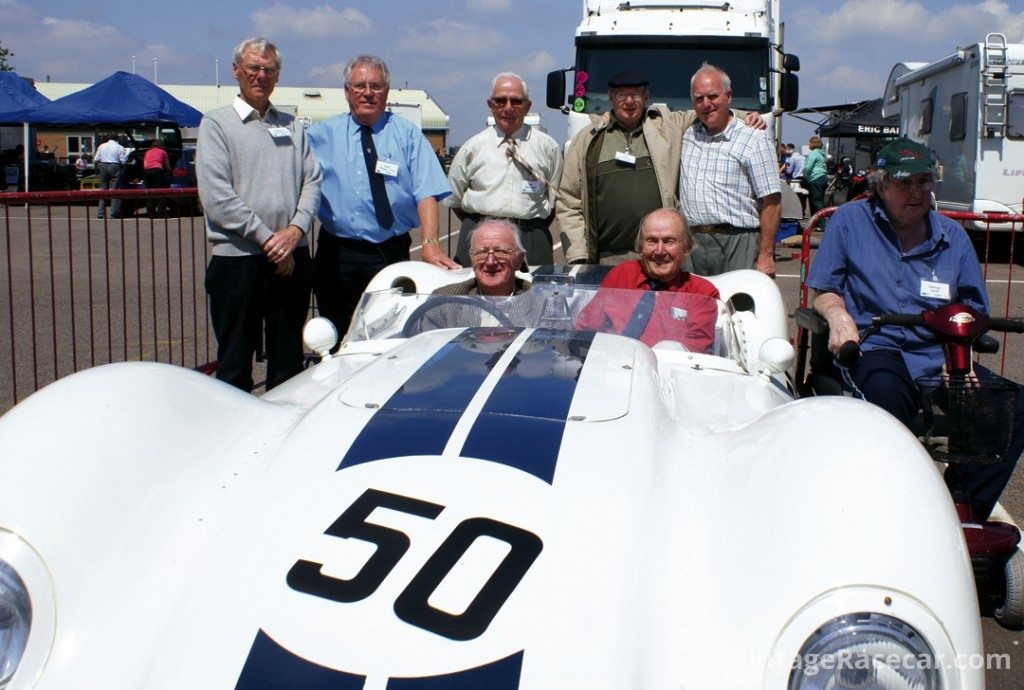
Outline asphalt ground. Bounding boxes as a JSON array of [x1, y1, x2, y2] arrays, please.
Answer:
[[2, 203, 1023, 682]]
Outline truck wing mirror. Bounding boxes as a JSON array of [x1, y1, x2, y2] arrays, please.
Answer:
[[547, 70, 568, 110], [780, 73, 799, 112], [782, 53, 800, 72]]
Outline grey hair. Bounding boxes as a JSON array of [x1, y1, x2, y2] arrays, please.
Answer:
[[469, 218, 526, 254], [868, 168, 889, 194], [344, 54, 391, 87], [233, 38, 281, 68], [635, 207, 694, 254], [491, 72, 529, 100], [690, 62, 731, 94]]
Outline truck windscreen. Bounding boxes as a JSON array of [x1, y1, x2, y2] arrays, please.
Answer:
[[574, 36, 770, 114]]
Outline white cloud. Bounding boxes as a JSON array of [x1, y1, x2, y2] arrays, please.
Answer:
[[465, 0, 511, 11], [794, 0, 1024, 49], [520, 50, 558, 78], [251, 3, 371, 39], [397, 19, 505, 57], [40, 16, 123, 45], [308, 61, 348, 83]]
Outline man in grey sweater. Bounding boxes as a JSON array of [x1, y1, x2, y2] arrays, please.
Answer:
[[197, 37, 322, 392]]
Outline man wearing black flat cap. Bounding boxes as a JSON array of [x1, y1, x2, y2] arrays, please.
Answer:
[[556, 69, 762, 265]]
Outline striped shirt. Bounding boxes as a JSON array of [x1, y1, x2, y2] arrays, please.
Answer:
[[679, 117, 780, 228]]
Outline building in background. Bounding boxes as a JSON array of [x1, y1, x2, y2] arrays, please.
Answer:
[[30, 82, 450, 163]]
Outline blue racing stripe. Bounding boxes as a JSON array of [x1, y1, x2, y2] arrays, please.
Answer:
[[339, 328, 521, 470], [235, 630, 524, 689], [460, 329, 594, 484], [387, 651, 524, 689], [235, 629, 365, 689]]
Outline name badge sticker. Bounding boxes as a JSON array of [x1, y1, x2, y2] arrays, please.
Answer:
[[670, 307, 688, 321], [614, 151, 636, 166], [920, 279, 951, 300], [521, 180, 543, 195], [375, 160, 399, 177], [267, 126, 292, 139]]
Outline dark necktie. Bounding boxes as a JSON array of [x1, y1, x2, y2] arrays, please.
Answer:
[[622, 286, 659, 340], [360, 125, 394, 229]]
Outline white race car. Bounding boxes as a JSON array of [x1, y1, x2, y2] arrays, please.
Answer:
[[0, 263, 985, 689]]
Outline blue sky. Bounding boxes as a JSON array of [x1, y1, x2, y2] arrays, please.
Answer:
[[2, 0, 1023, 146]]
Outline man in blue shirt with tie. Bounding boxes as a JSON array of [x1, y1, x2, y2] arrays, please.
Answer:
[[307, 54, 456, 337]]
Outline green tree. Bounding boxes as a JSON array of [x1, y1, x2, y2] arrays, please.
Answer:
[[0, 40, 14, 72]]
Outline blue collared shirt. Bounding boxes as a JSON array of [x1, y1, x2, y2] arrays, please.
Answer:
[[805, 197, 989, 380], [307, 111, 451, 241]]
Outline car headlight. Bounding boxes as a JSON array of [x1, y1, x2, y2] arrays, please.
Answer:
[[0, 560, 31, 688], [788, 612, 938, 690]]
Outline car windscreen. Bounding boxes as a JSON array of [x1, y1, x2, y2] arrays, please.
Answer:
[[347, 283, 729, 356]]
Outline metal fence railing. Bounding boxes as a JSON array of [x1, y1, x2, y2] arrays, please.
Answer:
[[0, 188, 211, 412]]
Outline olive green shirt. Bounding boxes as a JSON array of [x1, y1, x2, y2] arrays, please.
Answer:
[[591, 121, 661, 257]]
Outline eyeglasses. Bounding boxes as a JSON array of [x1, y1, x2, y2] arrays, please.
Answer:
[[610, 91, 646, 103], [347, 82, 388, 94], [470, 246, 516, 262], [239, 64, 279, 77], [888, 177, 935, 193], [490, 96, 527, 108]]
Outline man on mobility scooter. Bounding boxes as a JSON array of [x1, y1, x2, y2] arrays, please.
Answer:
[[802, 138, 1024, 625]]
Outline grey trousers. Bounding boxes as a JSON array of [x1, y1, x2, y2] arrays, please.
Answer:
[[684, 229, 760, 276], [455, 214, 554, 267]]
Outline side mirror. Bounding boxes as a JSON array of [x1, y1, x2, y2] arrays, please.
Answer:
[[303, 317, 338, 362], [758, 337, 795, 376], [779, 73, 799, 113], [782, 53, 800, 72], [546, 70, 568, 110]]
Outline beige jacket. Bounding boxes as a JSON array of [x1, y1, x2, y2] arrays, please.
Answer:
[[555, 107, 697, 264]]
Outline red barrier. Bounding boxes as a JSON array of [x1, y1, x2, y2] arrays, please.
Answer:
[[0, 189, 211, 411]]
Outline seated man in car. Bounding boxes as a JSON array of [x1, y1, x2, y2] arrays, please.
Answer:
[[805, 138, 1023, 520], [575, 208, 720, 351], [419, 218, 535, 330]]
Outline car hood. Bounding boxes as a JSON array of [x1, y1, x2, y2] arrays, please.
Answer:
[[0, 327, 980, 689]]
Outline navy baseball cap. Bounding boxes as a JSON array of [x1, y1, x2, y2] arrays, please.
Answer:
[[607, 70, 650, 88]]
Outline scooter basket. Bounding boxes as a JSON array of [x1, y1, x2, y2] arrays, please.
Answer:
[[918, 376, 1018, 465]]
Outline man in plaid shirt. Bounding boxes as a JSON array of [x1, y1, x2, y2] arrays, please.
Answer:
[[679, 63, 781, 278]]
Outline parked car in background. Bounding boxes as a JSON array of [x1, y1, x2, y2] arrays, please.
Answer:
[[170, 146, 197, 189]]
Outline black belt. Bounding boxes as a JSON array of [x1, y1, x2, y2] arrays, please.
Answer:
[[691, 223, 758, 234], [465, 213, 550, 228], [319, 231, 410, 251]]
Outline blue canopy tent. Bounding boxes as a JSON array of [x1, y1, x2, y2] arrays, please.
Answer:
[[23, 71, 203, 194], [24, 71, 201, 126], [0, 72, 51, 192], [0, 72, 50, 123]]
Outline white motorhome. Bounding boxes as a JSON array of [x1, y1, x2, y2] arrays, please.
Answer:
[[545, 0, 800, 146], [882, 33, 1024, 221]]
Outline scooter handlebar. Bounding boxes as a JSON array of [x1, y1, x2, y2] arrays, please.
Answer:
[[988, 317, 1024, 333], [837, 340, 861, 368], [872, 314, 924, 328]]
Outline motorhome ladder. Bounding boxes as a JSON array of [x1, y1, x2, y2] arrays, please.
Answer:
[[982, 32, 1008, 138]]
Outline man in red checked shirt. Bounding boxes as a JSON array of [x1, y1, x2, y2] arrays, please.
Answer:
[[576, 208, 720, 352]]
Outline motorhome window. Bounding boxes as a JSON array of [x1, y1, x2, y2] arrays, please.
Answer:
[[575, 36, 770, 114], [918, 96, 933, 135], [1008, 91, 1024, 139], [949, 92, 967, 141]]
